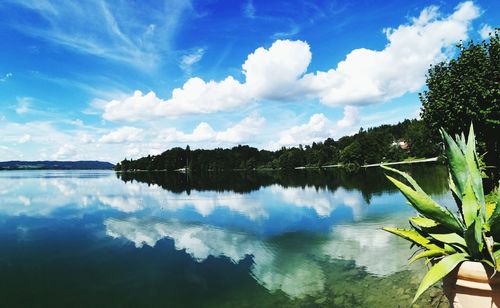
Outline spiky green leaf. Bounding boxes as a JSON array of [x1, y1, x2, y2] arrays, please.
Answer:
[[441, 129, 468, 198], [495, 252, 500, 272], [464, 217, 484, 259], [462, 177, 479, 227], [465, 125, 485, 208], [382, 228, 447, 253], [409, 249, 447, 265], [413, 253, 468, 303], [410, 216, 438, 228], [386, 175, 463, 233], [429, 233, 466, 247], [381, 165, 426, 194]]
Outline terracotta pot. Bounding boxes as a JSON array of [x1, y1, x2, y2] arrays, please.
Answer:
[[443, 261, 500, 308]]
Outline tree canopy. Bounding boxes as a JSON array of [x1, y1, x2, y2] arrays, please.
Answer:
[[115, 119, 439, 172], [420, 29, 499, 167]]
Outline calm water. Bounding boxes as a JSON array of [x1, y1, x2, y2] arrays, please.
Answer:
[[0, 165, 454, 307]]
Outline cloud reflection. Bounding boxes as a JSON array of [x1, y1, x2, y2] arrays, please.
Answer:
[[104, 213, 413, 298], [0, 170, 377, 227], [270, 185, 365, 220], [321, 215, 412, 277], [105, 217, 325, 299]]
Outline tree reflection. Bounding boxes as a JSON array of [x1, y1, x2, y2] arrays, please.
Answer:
[[116, 163, 449, 204]]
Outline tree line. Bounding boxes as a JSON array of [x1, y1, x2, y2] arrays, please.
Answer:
[[115, 119, 439, 171]]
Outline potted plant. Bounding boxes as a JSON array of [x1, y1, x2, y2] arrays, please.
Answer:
[[382, 125, 500, 307]]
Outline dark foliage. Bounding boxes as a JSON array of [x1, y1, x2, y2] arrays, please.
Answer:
[[116, 164, 449, 204], [420, 29, 499, 168], [115, 119, 439, 171]]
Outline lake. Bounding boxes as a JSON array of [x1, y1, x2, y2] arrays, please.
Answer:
[[0, 165, 454, 307]]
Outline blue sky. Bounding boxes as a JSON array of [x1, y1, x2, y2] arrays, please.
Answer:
[[0, 0, 498, 162]]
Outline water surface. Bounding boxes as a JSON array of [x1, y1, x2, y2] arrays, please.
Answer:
[[0, 165, 453, 307]]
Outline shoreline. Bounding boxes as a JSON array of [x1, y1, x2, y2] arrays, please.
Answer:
[[115, 157, 439, 173], [361, 157, 439, 168]]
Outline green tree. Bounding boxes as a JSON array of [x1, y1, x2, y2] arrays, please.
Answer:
[[339, 140, 363, 165], [420, 30, 499, 167]]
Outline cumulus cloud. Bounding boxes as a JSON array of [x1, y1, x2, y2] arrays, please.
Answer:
[[216, 113, 266, 143], [99, 126, 144, 143], [276, 113, 330, 147], [337, 106, 359, 128], [101, 2, 479, 122], [157, 113, 265, 144], [242, 40, 311, 100], [103, 78, 249, 121], [274, 106, 359, 148], [160, 122, 216, 143], [479, 24, 494, 39], [299, 1, 480, 105]]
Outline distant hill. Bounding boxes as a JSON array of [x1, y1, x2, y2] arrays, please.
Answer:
[[0, 161, 115, 170]]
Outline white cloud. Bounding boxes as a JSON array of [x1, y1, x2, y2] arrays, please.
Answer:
[[99, 195, 142, 213], [0, 120, 116, 161], [18, 195, 31, 206], [166, 77, 248, 113], [160, 122, 216, 143], [322, 214, 414, 277], [0, 72, 12, 82], [54, 144, 77, 159], [242, 40, 311, 100], [337, 106, 359, 128], [79, 133, 94, 144], [271, 186, 365, 219], [180, 48, 205, 72], [276, 113, 330, 147], [99, 126, 143, 143], [216, 113, 265, 143], [15, 97, 32, 114], [157, 113, 265, 144], [5, 0, 193, 69], [273, 106, 359, 148], [17, 134, 32, 144], [299, 1, 480, 105], [161, 191, 268, 220], [103, 77, 249, 121], [101, 2, 479, 122], [479, 24, 494, 39], [104, 217, 324, 299], [272, 24, 301, 38]]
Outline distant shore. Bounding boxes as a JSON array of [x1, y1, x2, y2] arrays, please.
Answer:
[[116, 157, 440, 173], [0, 160, 115, 170]]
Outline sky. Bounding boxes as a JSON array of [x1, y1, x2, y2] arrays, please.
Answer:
[[0, 0, 498, 163]]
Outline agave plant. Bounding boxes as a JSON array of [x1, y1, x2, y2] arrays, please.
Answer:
[[382, 125, 500, 303]]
